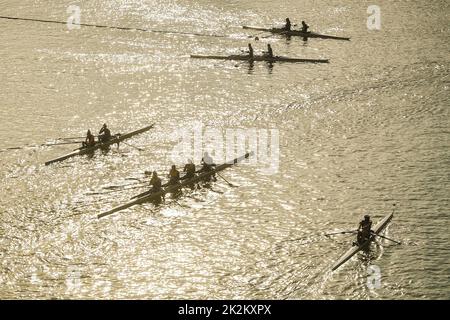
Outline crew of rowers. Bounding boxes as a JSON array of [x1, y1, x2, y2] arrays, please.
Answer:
[[82, 124, 112, 148], [356, 215, 373, 245], [283, 18, 310, 33], [247, 43, 273, 59], [148, 152, 216, 193]]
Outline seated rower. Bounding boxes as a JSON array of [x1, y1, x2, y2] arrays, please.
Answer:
[[283, 18, 291, 31], [248, 43, 254, 59], [264, 44, 274, 58], [149, 171, 162, 193], [98, 123, 112, 143], [356, 215, 373, 245], [183, 159, 196, 179], [301, 21, 310, 33], [168, 165, 180, 185], [82, 129, 95, 148]]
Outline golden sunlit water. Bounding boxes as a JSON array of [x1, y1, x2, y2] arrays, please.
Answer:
[[0, 0, 449, 299]]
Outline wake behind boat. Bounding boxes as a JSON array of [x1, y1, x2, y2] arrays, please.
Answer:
[[45, 123, 155, 165], [190, 54, 329, 64], [242, 26, 351, 41]]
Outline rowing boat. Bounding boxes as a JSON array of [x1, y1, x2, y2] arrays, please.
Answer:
[[242, 26, 351, 41], [98, 152, 253, 218], [331, 211, 394, 271], [190, 54, 329, 64], [45, 123, 155, 165], [130, 171, 199, 200]]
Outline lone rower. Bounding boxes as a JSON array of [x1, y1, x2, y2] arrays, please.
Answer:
[[301, 20, 310, 33], [82, 129, 95, 148], [283, 18, 291, 31], [248, 43, 254, 58], [183, 159, 196, 179], [149, 171, 162, 193], [201, 152, 215, 169], [265, 44, 274, 58], [98, 123, 112, 143], [168, 165, 180, 185], [356, 215, 373, 245]]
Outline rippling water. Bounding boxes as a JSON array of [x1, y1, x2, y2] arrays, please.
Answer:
[[0, 0, 449, 299]]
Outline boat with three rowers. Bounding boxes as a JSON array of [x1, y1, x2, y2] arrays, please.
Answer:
[[98, 152, 253, 218], [45, 123, 155, 165]]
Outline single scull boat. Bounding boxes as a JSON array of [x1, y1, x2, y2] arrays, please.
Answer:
[[331, 211, 394, 271]]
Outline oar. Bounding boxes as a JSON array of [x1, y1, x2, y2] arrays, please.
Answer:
[[121, 141, 144, 151], [58, 137, 84, 140], [59, 135, 99, 141], [2, 145, 31, 151], [0, 16, 228, 39], [217, 173, 237, 187], [371, 232, 402, 245]]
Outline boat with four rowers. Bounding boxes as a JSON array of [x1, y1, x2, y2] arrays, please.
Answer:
[[98, 152, 253, 219], [45, 123, 155, 165]]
